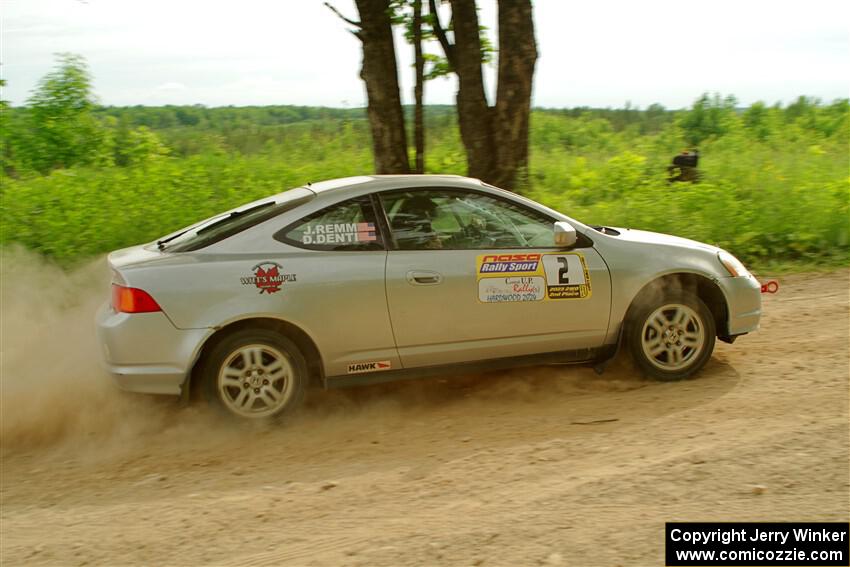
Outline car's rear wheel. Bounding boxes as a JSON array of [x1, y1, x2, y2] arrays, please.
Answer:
[[201, 329, 307, 419], [626, 291, 716, 381]]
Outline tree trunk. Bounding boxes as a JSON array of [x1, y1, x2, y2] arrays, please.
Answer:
[[354, 0, 410, 174], [492, 0, 537, 189], [448, 0, 495, 181], [413, 0, 425, 174]]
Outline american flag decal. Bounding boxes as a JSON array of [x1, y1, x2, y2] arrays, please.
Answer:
[[356, 222, 377, 242]]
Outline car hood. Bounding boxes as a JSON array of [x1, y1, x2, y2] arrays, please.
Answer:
[[609, 227, 721, 254]]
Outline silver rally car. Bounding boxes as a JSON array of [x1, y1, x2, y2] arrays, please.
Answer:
[[97, 175, 762, 419]]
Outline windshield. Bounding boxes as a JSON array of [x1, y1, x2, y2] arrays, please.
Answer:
[[162, 188, 315, 252]]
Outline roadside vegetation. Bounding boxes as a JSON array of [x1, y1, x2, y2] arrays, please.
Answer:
[[1, 55, 847, 270]]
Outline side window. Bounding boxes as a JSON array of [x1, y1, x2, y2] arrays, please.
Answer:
[[379, 190, 556, 250], [275, 195, 384, 251]]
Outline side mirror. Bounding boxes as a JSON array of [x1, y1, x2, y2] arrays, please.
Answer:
[[554, 221, 577, 248]]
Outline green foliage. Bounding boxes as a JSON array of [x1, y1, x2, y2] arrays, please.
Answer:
[[678, 93, 740, 146], [114, 125, 170, 166], [3, 54, 171, 175], [0, 150, 373, 261], [392, 0, 494, 80], [0, 79, 14, 175], [1, 80, 848, 270], [526, 110, 849, 266], [14, 54, 109, 173]]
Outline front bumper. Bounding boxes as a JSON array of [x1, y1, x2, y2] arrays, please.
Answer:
[[719, 274, 762, 336], [96, 303, 210, 395]]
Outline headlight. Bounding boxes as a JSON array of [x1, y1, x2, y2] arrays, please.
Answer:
[[717, 251, 750, 277]]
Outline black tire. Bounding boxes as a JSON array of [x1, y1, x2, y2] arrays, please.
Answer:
[[200, 329, 307, 419], [626, 291, 716, 381]]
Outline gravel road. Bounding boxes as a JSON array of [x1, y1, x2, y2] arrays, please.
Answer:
[[1, 260, 847, 566]]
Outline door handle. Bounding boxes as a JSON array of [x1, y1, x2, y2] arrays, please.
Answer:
[[406, 270, 443, 285]]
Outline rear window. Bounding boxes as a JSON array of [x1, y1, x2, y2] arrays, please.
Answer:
[[275, 195, 384, 251], [166, 189, 315, 252]]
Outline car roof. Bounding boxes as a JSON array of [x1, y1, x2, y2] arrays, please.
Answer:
[[305, 174, 482, 195]]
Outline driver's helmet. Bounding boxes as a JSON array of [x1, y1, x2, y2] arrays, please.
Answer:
[[402, 194, 439, 219]]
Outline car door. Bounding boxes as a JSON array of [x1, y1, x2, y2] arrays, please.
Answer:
[[380, 188, 612, 369], [273, 194, 400, 378]]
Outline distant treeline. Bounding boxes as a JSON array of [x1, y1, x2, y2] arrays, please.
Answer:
[[3, 80, 847, 174], [2, 102, 675, 136], [82, 103, 673, 135], [8, 95, 845, 167]]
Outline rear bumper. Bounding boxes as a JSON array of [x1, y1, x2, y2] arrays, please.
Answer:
[[96, 303, 209, 395], [719, 274, 762, 336]]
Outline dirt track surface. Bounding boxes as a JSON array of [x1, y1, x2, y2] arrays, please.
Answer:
[[1, 263, 848, 567]]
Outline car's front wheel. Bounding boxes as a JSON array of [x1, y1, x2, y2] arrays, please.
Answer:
[[201, 329, 307, 419], [626, 291, 716, 381]]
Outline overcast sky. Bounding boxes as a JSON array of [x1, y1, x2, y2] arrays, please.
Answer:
[[1, 0, 848, 109]]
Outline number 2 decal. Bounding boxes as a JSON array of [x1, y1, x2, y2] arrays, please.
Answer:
[[541, 254, 589, 297], [557, 257, 569, 284]]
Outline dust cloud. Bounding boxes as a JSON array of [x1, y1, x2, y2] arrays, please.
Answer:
[[301, 358, 645, 428], [0, 245, 642, 458], [0, 247, 183, 455]]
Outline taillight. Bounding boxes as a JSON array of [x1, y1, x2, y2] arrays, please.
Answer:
[[111, 284, 162, 313]]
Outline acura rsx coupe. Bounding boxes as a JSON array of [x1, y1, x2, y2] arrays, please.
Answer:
[[97, 175, 762, 419]]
